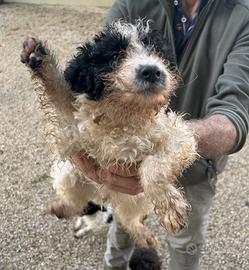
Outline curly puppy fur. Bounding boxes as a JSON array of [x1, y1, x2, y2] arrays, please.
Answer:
[[21, 20, 197, 248]]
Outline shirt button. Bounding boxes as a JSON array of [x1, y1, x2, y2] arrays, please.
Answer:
[[181, 16, 187, 23], [186, 243, 198, 255]]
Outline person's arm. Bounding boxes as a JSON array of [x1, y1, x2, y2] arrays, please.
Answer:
[[188, 114, 237, 159], [203, 15, 249, 154]]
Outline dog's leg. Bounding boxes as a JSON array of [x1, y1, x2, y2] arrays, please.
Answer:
[[21, 37, 79, 158], [21, 37, 74, 119], [113, 195, 158, 248], [140, 156, 190, 235], [49, 160, 98, 219], [74, 226, 92, 238], [117, 214, 158, 248], [139, 116, 197, 235], [74, 216, 85, 231]]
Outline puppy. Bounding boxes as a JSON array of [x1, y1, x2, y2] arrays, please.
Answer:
[[21, 20, 197, 247]]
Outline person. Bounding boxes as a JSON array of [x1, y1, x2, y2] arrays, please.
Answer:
[[71, 0, 249, 269]]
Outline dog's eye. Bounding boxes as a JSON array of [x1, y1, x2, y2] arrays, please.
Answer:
[[112, 54, 118, 61], [112, 52, 125, 62]]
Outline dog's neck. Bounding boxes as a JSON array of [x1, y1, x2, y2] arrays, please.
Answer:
[[74, 92, 169, 130]]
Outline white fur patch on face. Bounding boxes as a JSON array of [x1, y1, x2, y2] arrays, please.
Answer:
[[73, 20, 176, 129], [123, 51, 167, 78], [108, 21, 175, 95], [112, 19, 150, 47], [114, 49, 173, 95]]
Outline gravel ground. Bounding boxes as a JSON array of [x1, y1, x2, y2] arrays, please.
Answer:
[[0, 3, 248, 270]]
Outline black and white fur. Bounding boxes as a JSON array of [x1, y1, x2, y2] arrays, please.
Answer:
[[21, 20, 197, 249], [74, 201, 113, 238]]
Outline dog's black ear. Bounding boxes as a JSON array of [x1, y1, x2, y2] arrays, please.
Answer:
[[64, 25, 129, 100], [64, 43, 105, 100]]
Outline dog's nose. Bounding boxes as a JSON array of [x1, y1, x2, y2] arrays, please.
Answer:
[[137, 65, 162, 83]]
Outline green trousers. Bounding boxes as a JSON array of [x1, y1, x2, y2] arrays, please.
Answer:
[[103, 178, 217, 270]]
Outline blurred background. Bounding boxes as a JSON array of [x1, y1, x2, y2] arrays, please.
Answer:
[[2, 0, 113, 6]]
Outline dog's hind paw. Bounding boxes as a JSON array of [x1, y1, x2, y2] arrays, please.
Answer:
[[74, 216, 84, 231], [74, 227, 92, 238], [21, 37, 47, 69], [47, 200, 77, 219]]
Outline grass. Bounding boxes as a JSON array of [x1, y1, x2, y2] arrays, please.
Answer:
[[32, 173, 49, 184]]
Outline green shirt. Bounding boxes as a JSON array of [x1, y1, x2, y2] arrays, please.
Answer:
[[107, 0, 249, 184]]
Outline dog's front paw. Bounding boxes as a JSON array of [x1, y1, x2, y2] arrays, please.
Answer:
[[159, 200, 190, 235], [21, 37, 47, 69], [155, 185, 191, 235]]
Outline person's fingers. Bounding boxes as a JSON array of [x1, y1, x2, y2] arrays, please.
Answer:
[[108, 162, 140, 177], [70, 154, 101, 184], [105, 184, 142, 195], [71, 154, 143, 195], [97, 170, 143, 194], [103, 177, 143, 195]]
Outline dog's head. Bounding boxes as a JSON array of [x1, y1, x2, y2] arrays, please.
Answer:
[[65, 20, 176, 121]]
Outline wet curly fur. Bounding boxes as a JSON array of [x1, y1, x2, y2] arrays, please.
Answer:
[[21, 20, 197, 248]]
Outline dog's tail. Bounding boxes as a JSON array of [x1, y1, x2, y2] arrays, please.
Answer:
[[129, 248, 162, 270]]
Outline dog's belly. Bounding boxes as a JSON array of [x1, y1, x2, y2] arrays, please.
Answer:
[[50, 159, 153, 216]]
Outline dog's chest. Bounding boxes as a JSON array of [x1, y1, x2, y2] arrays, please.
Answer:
[[77, 121, 159, 165]]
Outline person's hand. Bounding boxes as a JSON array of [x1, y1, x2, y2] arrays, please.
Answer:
[[71, 154, 143, 195], [71, 153, 101, 183]]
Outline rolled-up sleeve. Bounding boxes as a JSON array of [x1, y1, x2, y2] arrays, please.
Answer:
[[206, 21, 249, 153]]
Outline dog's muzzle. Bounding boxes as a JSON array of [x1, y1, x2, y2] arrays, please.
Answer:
[[136, 64, 166, 93]]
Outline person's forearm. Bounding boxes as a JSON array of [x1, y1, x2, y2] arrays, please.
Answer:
[[189, 114, 237, 159]]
